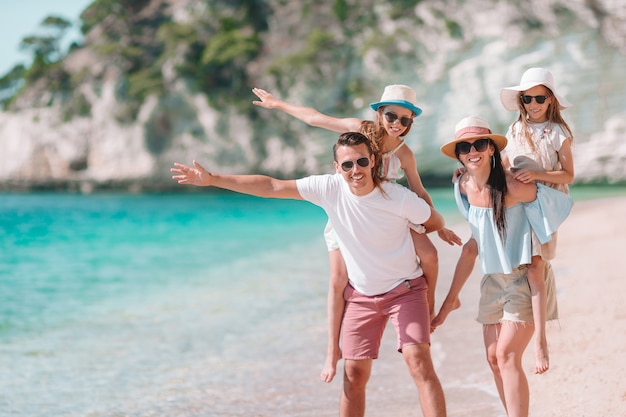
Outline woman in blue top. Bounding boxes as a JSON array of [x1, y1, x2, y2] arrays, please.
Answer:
[[432, 116, 572, 417]]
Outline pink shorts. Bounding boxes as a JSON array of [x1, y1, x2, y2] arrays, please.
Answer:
[[341, 277, 430, 360]]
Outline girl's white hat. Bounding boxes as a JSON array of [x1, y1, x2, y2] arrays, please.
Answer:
[[440, 116, 507, 159], [370, 84, 423, 116], [500, 68, 571, 112]]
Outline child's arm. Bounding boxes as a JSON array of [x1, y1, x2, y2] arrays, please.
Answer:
[[511, 138, 574, 185], [501, 153, 512, 170], [252, 88, 363, 133], [431, 238, 478, 329], [396, 145, 433, 204], [397, 146, 462, 246]]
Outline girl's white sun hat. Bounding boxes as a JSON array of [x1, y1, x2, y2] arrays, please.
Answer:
[[500, 67, 571, 112]]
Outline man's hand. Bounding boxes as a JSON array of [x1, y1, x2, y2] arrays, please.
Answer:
[[171, 160, 212, 186]]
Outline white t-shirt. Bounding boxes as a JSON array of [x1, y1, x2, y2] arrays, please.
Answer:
[[297, 174, 431, 296]]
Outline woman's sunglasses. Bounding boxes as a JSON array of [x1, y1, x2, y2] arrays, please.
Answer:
[[455, 138, 490, 155], [384, 112, 413, 127], [340, 157, 370, 172], [520, 95, 549, 104]]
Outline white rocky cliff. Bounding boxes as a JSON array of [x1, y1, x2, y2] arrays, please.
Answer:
[[0, 0, 624, 190]]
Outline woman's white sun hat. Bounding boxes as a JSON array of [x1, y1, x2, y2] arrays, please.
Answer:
[[440, 115, 508, 159], [370, 84, 423, 117], [500, 67, 571, 112]]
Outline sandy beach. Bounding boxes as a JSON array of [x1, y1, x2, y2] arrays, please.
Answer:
[[345, 195, 626, 417], [524, 196, 626, 416]]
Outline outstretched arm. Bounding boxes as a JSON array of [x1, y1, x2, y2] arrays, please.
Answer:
[[171, 160, 303, 200], [252, 88, 363, 133]]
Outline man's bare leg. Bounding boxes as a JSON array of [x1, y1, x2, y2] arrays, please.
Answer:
[[340, 359, 372, 417], [402, 343, 447, 417]]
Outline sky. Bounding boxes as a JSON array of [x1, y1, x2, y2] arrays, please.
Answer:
[[0, 0, 94, 75]]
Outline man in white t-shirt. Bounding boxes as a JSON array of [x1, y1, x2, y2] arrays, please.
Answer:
[[171, 132, 446, 417]]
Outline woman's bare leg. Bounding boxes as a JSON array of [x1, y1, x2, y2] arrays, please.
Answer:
[[483, 324, 506, 410], [495, 321, 534, 417]]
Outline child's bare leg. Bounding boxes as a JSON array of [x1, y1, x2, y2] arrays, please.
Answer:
[[410, 230, 438, 317], [527, 255, 549, 374], [321, 249, 347, 383]]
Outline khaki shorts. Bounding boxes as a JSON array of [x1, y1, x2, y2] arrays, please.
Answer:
[[477, 263, 558, 324]]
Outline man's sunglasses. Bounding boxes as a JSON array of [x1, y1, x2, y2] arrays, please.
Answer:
[[340, 157, 370, 172], [455, 138, 490, 155], [520, 95, 550, 105], [384, 112, 413, 127]]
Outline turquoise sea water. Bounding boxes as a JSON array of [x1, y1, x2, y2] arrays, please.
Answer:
[[0, 193, 327, 335], [0, 185, 624, 416]]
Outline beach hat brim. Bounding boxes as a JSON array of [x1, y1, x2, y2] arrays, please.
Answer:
[[370, 100, 423, 117], [500, 84, 571, 112], [440, 134, 508, 159]]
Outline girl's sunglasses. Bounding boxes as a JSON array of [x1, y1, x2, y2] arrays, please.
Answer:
[[455, 138, 490, 155], [520, 95, 549, 104], [340, 157, 370, 172], [384, 112, 413, 127]]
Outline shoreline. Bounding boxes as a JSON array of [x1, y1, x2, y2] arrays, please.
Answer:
[[4, 191, 625, 416]]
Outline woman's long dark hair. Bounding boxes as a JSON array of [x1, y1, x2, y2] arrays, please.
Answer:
[[489, 147, 508, 241], [456, 139, 508, 241]]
